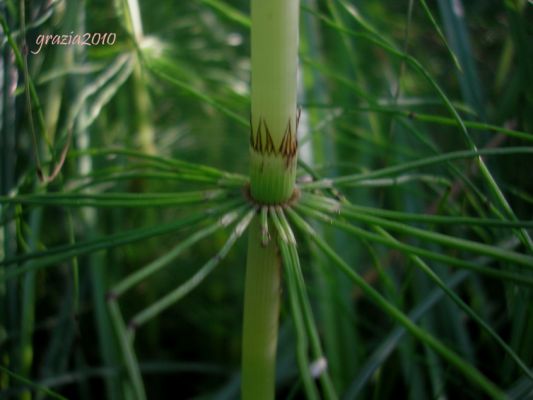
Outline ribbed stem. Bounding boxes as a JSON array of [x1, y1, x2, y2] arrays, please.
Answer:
[[242, 1, 300, 397], [249, 0, 300, 204], [241, 217, 281, 399]]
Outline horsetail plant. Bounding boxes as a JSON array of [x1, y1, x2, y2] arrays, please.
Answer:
[[241, 0, 301, 398], [3, 1, 533, 399]]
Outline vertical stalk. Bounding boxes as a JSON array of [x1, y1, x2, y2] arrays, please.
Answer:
[[249, 0, 299, 204], [242, 0, 300, 398], [241, 218, 281, 399], [0, 6, 18, 387], [122, 0, 156, 154]]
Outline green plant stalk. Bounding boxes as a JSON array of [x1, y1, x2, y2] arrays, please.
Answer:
[[108, 300, 146, 400], [249, 0, 299, 203], [241, 217, 281, 400], [242, 0, 300, 398], [121, 0, 156, 154], [19, 209, 42, 400]]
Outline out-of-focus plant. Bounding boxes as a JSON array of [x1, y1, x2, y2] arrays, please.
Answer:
[[1, 0, 533, 399]]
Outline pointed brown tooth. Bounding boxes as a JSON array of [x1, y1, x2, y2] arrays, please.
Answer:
[[278, 129, 287, 154], [255, 117, 263, 152], [264, 120, 275, 154], [251, 115, 298, 161], [249, 113, 254, 147]]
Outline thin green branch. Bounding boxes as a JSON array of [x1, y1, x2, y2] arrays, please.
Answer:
[[373, 226, 533, 381], [260, 206, 270, 246], [344, 270, 471, 398], [0, 365, 67, 400], [301, 192, 533, 229], [0, 199, 244, 279], [305, 104, 533, 143], [145, 59, 248, 128], [69, 147, 248, 184], [286, 208, 506, 400], [71, 171, 241, 190], [270, 210, 320, 400], [0, 190, 230, 208], [109, 206, 246, 298], [299, 147, 533, 189], [295, 204, 533, 287], [275, 208, 338, 399], [108, 301, 146, 400], [298, 196, 533, 269], [417, 0, 462, 71], [128, 208, 254, 329]]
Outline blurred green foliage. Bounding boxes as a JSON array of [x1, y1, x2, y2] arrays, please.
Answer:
[[1, 0, 533, 399]]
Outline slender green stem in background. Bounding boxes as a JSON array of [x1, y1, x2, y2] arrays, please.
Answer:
[[418, 0, 461, 71], [108, 301, 146, 400], [0, 13, 49, 151], [373, 226, 533, 381], [0, 365, 67, 400], [345, 270, 472, 398], [121, 0, 157, 154]]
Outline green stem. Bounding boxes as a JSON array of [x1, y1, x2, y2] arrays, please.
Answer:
[[108, 300, 146, 400], [242, 0, 300, 397], [249, 0, 300, 204], [241, 216, 281, 400]]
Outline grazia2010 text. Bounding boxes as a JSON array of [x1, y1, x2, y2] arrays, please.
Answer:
[[32, 32, 116, 54]]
